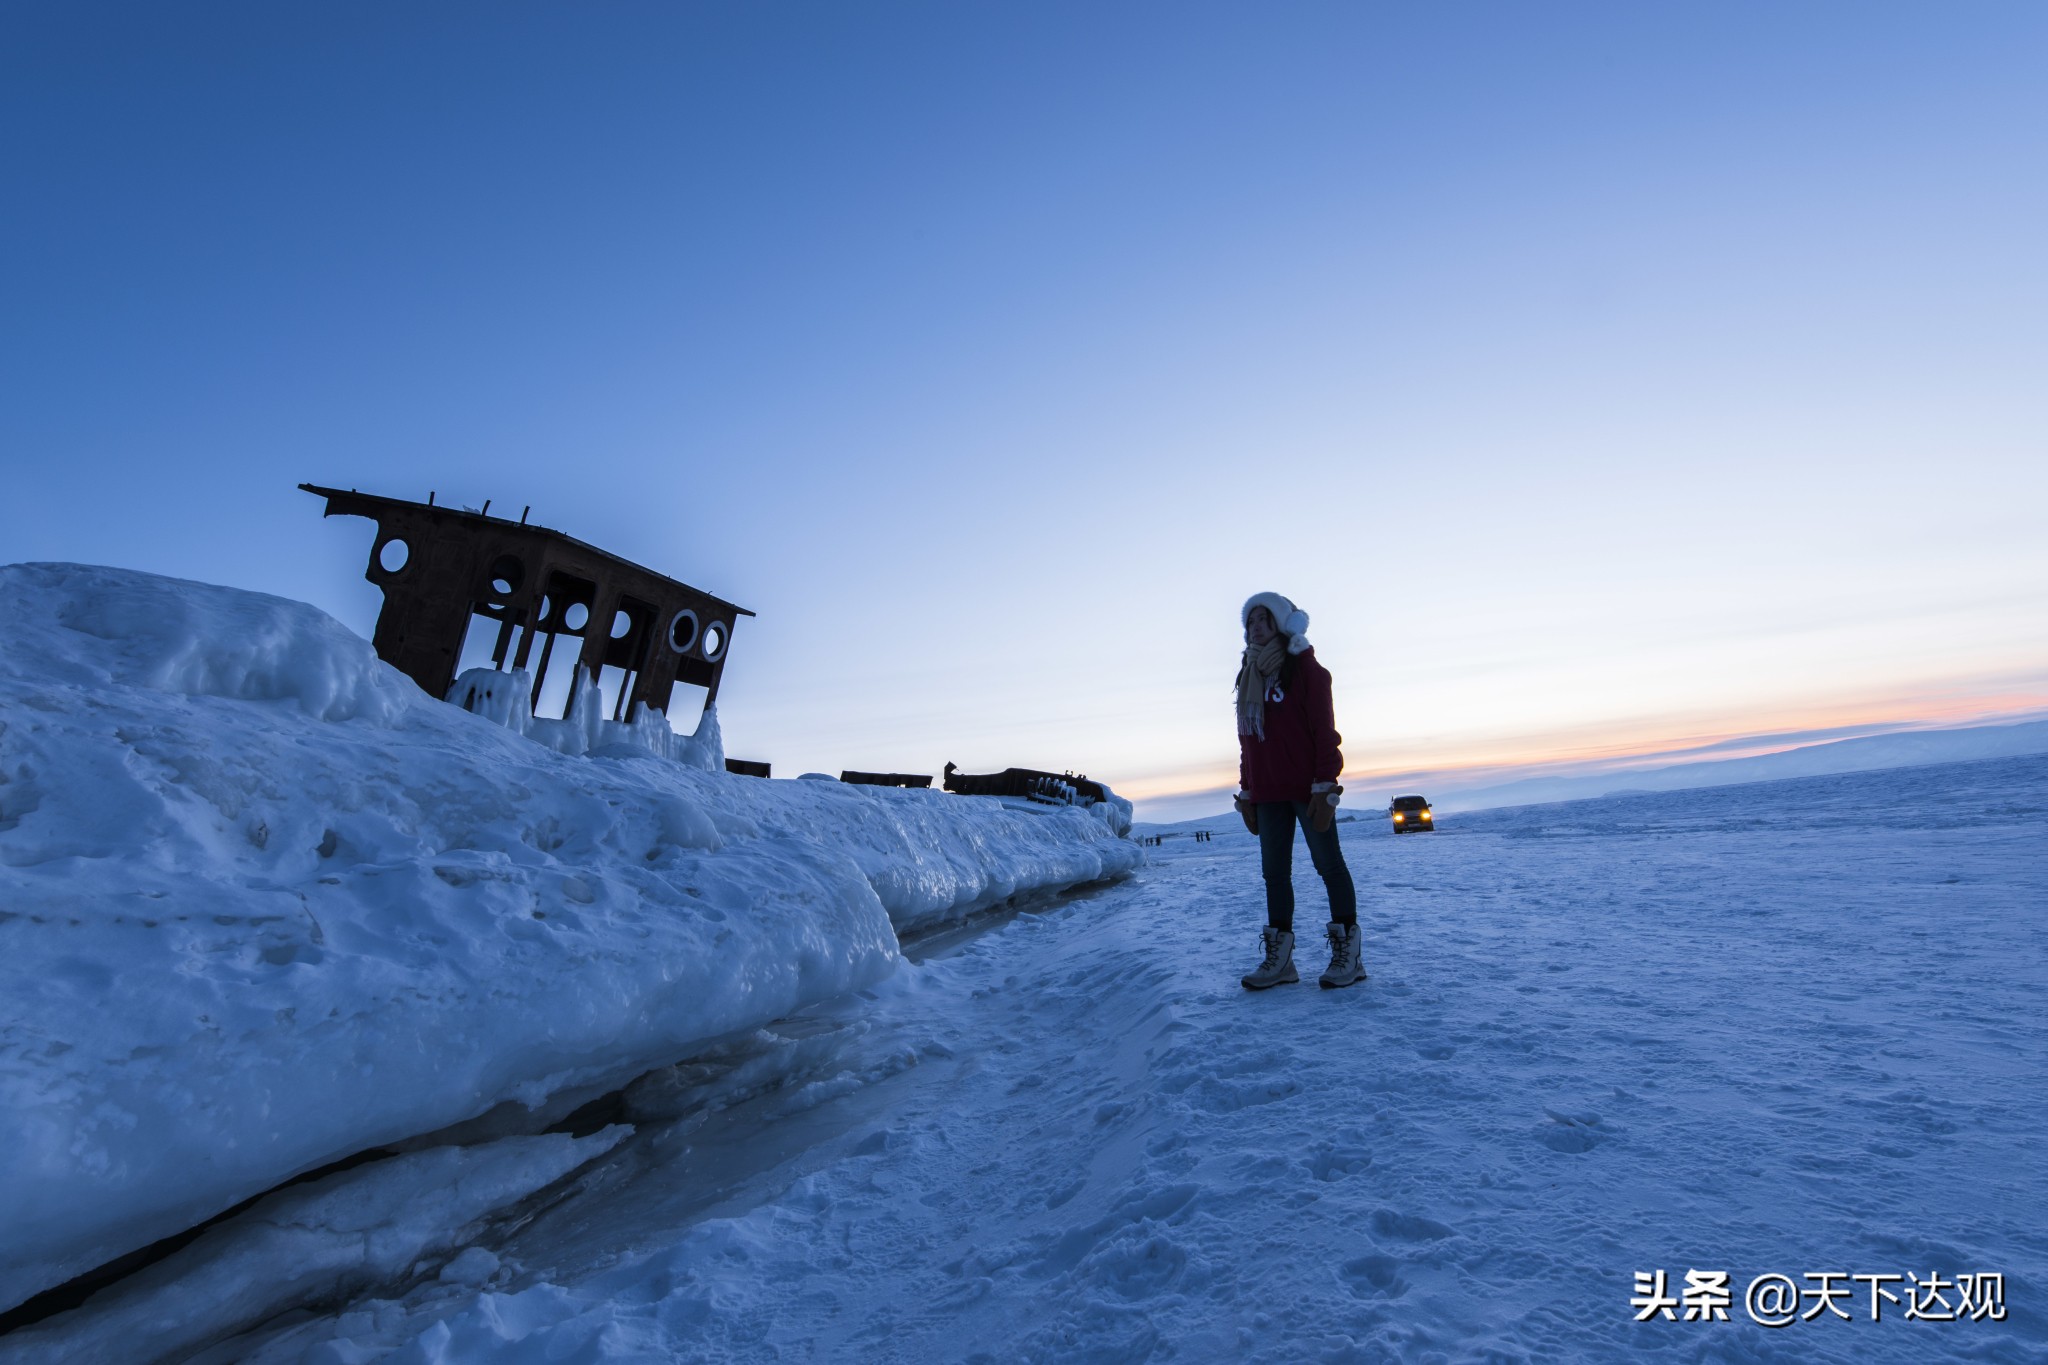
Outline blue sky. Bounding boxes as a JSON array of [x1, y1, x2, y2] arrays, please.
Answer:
[[5, 2, 2045, 817]]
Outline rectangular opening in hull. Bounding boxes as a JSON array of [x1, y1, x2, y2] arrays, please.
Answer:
[[533, 641, 582, 720], [664, 682, 710, 736], [455, 612, 506, 685], [597, 664, 633, 724]]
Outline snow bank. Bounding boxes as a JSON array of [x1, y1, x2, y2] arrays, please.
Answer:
[[0, 564, 1140, 1315]]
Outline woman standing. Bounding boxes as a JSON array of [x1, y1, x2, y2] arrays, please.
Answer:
[[1233, 593, 1364, 990]]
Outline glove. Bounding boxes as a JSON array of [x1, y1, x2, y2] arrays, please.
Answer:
[[1308, 782, 1342, 833], [1234, 793, 1258, 835]]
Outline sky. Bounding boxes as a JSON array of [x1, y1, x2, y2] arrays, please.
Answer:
[[4, 2, 2045, 820]]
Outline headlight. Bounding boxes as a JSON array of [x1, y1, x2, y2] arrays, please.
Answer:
[[1421, 812, 1432, 820], [1392, 812, 1404, 821]]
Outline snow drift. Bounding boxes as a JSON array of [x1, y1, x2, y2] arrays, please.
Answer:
[[0, 563, 1140, 1315]]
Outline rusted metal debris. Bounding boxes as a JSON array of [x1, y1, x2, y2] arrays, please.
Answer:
[[839, 771, 933, 789], [725, 759, 771, 778], [302, 484, 753, 721], [942, 762, 1110, 805]]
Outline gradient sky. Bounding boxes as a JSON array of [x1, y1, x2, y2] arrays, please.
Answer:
[[5, 2, 2045, 818]]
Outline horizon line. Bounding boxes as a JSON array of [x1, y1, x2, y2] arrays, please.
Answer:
[[1124, 699, 2048, 820]]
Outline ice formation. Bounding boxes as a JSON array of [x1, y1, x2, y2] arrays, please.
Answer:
[[0, 564, 1139, 1314]]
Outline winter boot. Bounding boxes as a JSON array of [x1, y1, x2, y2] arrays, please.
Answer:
[[1241, 927, 1298, 990], [1319, 921, 1366, 989]]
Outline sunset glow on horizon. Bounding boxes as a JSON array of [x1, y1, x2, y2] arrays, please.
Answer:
[[1116, 690, 2048, 812]]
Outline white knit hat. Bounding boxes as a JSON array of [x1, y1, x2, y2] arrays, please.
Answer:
[[1241, 592, 1311, 654]]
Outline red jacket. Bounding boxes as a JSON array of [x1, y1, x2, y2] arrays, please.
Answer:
[[1238, 646, 1344, 803]]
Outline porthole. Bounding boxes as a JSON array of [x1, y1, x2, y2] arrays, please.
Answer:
[[702, 621, 727, 661], [488, 554, 524, 598], [667, 609, 700, 654], [563, 602, 590, 632], [610, 609, 632, 640], [377, 538, 410, 573]]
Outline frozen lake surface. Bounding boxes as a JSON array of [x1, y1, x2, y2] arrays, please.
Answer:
[[26, 751, 2036, 1363]]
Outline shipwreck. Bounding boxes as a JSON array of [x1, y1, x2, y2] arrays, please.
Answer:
[[302, 484, 752, 728]]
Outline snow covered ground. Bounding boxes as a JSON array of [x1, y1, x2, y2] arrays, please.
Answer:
[[0, 565, 1139, 1323], [17, 748, 2041, 1362]]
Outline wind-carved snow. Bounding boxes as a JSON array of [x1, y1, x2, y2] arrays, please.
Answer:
[[0, 564, 1140, 1318]]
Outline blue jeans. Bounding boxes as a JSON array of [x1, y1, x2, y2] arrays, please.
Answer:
[[1257, 801, 1356, 933]]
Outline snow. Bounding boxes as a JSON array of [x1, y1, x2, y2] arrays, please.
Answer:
[[67, 750, 2044, 1363], [0, 564, 1140, 1318], [6, 562, 2043, 1362], [442, 665, 724, 772], [0, 1128, 630, 1365]]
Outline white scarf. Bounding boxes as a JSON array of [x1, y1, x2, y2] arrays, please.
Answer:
[[1235, 637, 1286, 740]]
